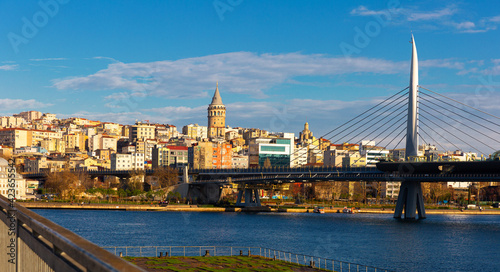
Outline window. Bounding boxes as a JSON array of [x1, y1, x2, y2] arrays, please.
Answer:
[[261, 146, 286, 152]]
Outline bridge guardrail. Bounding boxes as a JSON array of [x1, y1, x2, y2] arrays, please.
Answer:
[[103, 245, 393, 272], [0, 195, 145, 272]]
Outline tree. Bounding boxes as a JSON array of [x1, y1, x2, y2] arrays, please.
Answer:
[[153, 166, 179, 189], [331, 181, 343, 201], [77, 171, 93, 191], [120, 169, 145, 193], [45, 170, 83, 200], [263, 157, 272, 168], [427, 183, 447, 203], [370, 181, 383, 204]]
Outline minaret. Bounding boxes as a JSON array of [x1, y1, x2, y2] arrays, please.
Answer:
[[208, 82, 226, 139], [406, 34, 419, 159]]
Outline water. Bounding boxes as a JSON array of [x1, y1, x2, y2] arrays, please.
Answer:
[[32, 209, 500, 272]]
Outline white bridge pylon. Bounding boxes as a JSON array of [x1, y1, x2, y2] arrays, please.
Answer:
[[394, 34, 426, 220]]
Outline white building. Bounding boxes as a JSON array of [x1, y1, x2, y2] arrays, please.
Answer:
[[249, 137, 293, 167], [323, 149, 349, 167], [231, 154, 249, 168], [110, 153, 144, 170], [0, 158, 27, 200], [292, 146, 308, 167], [447, 182, 471, 189], [383, 181, 401, 199], [129, 123, 155, 141], [90, 134, 118, 152], [359, 141, 389, 167], [182, 124, 208, 140]]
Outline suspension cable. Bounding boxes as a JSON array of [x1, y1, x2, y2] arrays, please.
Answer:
[[419, 107, 497, 151], [417, 127, 448, 152], [286, 88, 410, 165], [350, 123, 407, 166], [419, 102, 500, 145], [419, 90, 500, 129], [420, 94, 500, 134], [419, 85, 500, 120], [340, 115, 407, 166], [419, 115, 485, 154], [330, 102, 408, 146]]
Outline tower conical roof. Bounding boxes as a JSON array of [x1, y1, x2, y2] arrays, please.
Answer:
[[210, 82, 224, 105]]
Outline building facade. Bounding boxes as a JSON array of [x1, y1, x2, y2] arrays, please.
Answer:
[[110, 153, 144, 170], [249, 138, 292, 167]]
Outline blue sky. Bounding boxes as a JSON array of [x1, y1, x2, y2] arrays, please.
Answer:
[[1, 0, 500, 145]]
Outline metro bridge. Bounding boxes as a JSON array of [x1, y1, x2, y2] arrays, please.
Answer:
[[23, 161, 500, 220]]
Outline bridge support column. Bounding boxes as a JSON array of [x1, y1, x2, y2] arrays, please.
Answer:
[[236, 188, 261, 207], [394, 181, 426, 219]]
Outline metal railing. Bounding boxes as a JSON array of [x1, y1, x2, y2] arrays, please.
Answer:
[[0, 195, 145, 272], [103, 245, 393, 272]]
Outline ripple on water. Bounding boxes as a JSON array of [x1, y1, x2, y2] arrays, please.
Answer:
[[32, 210, 500, 272]]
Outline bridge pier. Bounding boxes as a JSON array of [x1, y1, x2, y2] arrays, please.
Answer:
[[394, 181, 426, 220], [236, 188, 261, 207]]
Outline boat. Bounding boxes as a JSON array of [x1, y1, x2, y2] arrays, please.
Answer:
[[342, 207, 355, 214], [313, 206, 325, 214]]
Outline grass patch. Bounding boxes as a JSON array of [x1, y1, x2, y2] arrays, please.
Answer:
[[124, 256, 329, 271]]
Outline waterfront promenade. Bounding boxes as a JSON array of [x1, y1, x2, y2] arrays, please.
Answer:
[[20, 202, 500, 215]]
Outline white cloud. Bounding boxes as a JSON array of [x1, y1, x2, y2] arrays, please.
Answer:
[[408, 6, 457, 21], [455, 21, 475, 30], [349, 5, 457, 22], [91, 56, 120, 62], [420, 59, 464, 70], [489, 15, 500, 23], [350, 5, 500, 34], [29, 58, 67, 61], [458, 26, 497, 34], [56, 111, 160, 125], [0, 64, 18, 71], [475, 59, 500, 75], [52, 52, 462, 99], [0, 99, 52, 111], [146, 105, 206, 120], [350, 6, 389, 16]]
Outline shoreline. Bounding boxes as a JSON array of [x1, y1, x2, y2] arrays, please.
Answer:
[[19, 202, 500, 215]]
